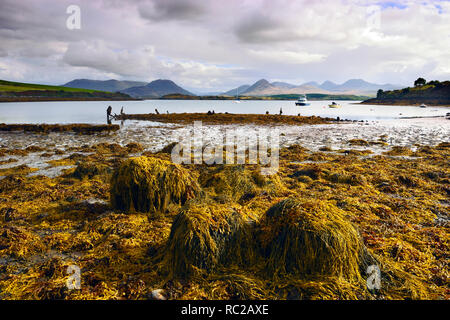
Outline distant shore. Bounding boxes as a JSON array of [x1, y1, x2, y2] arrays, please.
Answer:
[[0, 96, 138, 103], [361, 81, 450, 107], [360, 100, 450, 107]]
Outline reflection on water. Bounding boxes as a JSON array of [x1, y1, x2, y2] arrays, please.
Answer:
[[0, 100, 448, 124]]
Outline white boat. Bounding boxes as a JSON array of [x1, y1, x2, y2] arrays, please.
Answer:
[[295, 94, 310, 106], [419, 104, 427, 108], [328, 102, 341, 108]]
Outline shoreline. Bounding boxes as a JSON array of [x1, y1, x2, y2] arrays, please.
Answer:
[[0, 97, 139, 103], [114, 112, 340, 125], [360, 100, 450, 107], [0, 123, 119, 134]]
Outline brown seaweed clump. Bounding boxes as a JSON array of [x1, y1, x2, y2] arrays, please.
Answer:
[[72, 162, 111, 180], [383, 146, 413, 156], [260, 198, 366, 281], [200, 165, 286, 203], [110, 156, 200, 214], [161, 202, 257, 278]]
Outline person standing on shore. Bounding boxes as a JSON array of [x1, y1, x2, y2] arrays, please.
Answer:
[[107, 105, 112, 124]]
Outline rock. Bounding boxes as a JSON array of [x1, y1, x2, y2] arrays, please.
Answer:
[[151, 289, 167, 300], [2, 207, 24, 222]]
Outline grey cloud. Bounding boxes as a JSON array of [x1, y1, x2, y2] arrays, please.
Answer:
[[138, 0, 205, 22], [0, 0, 449, 89], [234, 14, 291, 43]]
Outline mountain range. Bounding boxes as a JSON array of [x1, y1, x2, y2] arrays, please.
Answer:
[[63, 78, 402, 98], [223, 79, 401, 97], [63, 79, 147, 92]]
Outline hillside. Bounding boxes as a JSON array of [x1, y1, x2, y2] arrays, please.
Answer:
[[63, 79, 146, 92], [362, 81, 450, 106], [222, 84, 251, 96], [0, 80, 134, 102], [121, 79, 194, 98]]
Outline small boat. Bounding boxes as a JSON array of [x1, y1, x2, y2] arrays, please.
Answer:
[[328, 102, 341, 108], [295, 94, 310, 106], [419, 104, 427, 108]]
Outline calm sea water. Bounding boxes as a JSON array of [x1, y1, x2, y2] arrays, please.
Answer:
[[0, 99, 448, 124]]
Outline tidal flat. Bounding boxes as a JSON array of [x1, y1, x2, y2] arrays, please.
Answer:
[[0, 116, 448, 300]]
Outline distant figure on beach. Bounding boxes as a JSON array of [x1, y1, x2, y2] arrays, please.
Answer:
[[297, 113, 301, 116], [155, 108, 160, 114], [167, 111, 169, 114], [106, 105, 112, 124], [266, 111, 269, 115], [120, 107, 124, 115], [279, 108, 283, 115], [212, 110, 215, 115]]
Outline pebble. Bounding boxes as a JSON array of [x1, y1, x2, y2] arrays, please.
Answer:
[[151, 289, 167, 300]]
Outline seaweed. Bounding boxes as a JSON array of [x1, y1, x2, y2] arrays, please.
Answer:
[[259, 198, 366, 281], [160, 202, 258, 278], [0, 138, 447, 300], [110, 156, 200, 214]]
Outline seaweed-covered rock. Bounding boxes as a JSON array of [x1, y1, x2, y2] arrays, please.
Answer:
[[200, 165, 285, 203], [289, 167, 323, 180], [110, 156, 200, 213], [126, 142, 144, 153], [72, 162, 110, 179], [384, 146, 413, 156], [159, 142, 178, 154], [260, 198, 366, 281], [162, 202, 257, 277], [325, 171, 368, 186]]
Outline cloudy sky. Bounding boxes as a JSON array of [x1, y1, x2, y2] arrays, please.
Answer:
[[0, 0, 449, 92]]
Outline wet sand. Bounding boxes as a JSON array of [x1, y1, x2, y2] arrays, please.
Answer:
[[0, 117, 448, 177]]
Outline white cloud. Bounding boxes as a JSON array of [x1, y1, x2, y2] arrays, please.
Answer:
[[0, 0, 449, 89]]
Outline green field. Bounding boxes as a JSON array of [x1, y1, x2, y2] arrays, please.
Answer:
[[0, 80, 134, 102], [0, 80, 102, 93]]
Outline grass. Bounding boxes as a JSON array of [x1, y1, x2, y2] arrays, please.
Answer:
[[0, 80, 103, 93]]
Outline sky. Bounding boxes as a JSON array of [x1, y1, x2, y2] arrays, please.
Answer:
[[0, 0, 449, 92]]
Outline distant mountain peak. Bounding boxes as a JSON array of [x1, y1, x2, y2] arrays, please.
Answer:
[[243, 79, 274, 94], [121, 79, 194, 98], [254, 78, 269, 84]]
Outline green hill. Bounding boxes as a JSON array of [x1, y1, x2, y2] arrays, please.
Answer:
[[362, 80, 450, 106], [0, 80, 135, 102]]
